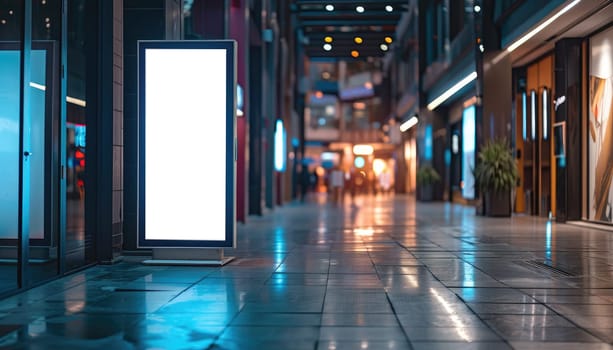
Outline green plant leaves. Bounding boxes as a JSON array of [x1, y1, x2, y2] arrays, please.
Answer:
[[417, 165, 441, 185], [473, 138, 519, 193]]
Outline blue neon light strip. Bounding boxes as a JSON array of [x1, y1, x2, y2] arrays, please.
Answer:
[[522, 92, 527, 141], [543, 89, 548, 140], [531, 90, 536, 140]]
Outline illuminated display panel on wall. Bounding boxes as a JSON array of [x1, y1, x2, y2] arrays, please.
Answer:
[[462, 106, 476, 199], [424, 125, 433, 160], [522, 92, 527, 141], [531, 90, 537, 140], [451, 134, 459, 154], [543, 88, 549, 140], [274, 119, 286, 172], [237, 84, 244, 116], [137, 40, 237, 248]]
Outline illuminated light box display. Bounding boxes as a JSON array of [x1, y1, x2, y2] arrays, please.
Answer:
[[137, 40, 237, 265]]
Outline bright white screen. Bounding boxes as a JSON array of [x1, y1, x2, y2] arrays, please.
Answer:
[[144, 48, 227, 241]]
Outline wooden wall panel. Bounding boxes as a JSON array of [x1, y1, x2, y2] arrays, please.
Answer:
[[523, 54, 554, 216]]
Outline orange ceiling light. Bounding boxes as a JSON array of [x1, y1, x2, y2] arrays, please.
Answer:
[[353, 102, 366, 110]]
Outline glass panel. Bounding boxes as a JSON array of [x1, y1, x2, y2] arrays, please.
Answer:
[[27, 0, 61, 283], [0, 0, 22, 293], [66, 0, 94, 270]]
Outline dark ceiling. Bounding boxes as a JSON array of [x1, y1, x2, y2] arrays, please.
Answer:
[[293, 0, 409, 60]]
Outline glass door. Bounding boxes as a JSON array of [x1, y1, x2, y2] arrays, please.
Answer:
[[0, 0, 61, 292], [0, 2, 22, 294]]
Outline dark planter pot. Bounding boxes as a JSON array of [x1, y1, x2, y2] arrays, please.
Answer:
[[485, 190, 511, 217], [419, 184, 433, 201]]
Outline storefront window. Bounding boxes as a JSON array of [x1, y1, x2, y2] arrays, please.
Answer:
[[588, 26, 613, 223], [65, 0, 95, 271]]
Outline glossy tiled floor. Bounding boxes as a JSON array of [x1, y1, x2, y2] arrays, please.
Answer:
[[1, 193, 613, 349]]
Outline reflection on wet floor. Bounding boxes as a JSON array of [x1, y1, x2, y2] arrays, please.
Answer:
[[0, 193, 612, 349]]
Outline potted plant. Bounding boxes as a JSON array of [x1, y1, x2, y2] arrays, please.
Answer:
[[473, 138, 519, 217], [416, 165, 441, 201]]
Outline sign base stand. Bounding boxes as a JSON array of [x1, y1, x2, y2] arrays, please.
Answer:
[[142, 248, 234, 266]]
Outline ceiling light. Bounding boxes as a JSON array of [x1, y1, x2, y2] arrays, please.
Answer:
[[399, 116, 418, 132], [323, 43, 332, 51], [385, 5, 393, 12], [506, 0, 580, 52], [427, 71, 477, 110], [351, 50, 359, 58], [356, 6, 365, 13], [353, 102, 366, 110], [354, 36, 363, 44], [473, 5, 481, 12], [29, 82, 46, 91], [325, 4, 334, 11], [66, 96, 86, 107], [384, 36, 393, 44], [324, 36, 333, 43], [380, 44, 388, 51]]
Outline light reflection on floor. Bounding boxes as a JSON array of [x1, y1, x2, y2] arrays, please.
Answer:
[[0, 193, 612, 349]]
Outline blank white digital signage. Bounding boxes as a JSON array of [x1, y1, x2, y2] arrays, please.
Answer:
[[137, 40, 237, 248]]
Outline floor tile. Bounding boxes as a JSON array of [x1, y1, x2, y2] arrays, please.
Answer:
[[231, 312, 321, 326], [219, 325, 320, 341], [410, 342, 513, 350], [321, 313, 399, 326], [318, 326, 407, 341], [510, 342, 613, 350], [467, 302, 552, 315], [317, 340, 411, 350], [402, 326, 502, 342], [493, 326, 602, 342]]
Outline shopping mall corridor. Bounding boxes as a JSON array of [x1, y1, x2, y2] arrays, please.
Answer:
[[1, 193, 613, 350]]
